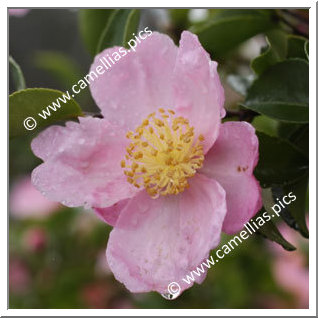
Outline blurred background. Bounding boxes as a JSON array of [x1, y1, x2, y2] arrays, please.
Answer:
[[9, 8, 309, 309]]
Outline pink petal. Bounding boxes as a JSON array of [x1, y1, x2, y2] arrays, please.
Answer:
[[89, 32, 178, 130], [106, 173, 226, 294], [31, 117, 138, 208], [173, 31, 224, 152], [201, 121, 262, 234], [94, 199, 130, 226]]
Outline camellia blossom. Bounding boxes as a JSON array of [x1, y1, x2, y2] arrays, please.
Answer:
[[31, 31, 261, 296], [10, 176, 60, 220], [269, 221, 309, 308]]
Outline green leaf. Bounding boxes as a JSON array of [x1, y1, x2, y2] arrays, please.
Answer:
[[262, 186, 306, 238], [244, 59, 309, 123], [9, 56, 26, 91], [286, 35, 307, 60], [281, 175, 309, 238], [34, 51, 83, 88], [252, 115, 278, 137], [255, 132, 308, 187], [96, 9, 141, 54], [256, 208, 296, 251], [9, 88, 83, 138], [269, 176, 308, 238], [78, 9, 115, 56], [190, 9, 276, 57], [251, 29, 287, 75], [278, 123, 309, 157]]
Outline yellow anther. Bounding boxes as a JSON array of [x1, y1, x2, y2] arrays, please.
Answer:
[[121, 108, 205, 198], [132, 162, 139, 170], [133, 152, 143, 159], [142, 119, 149, 126], [124, 170, 134, 177], [172, 124, 179, 131], [154, 119, 164, 127], [126, 131, 133, 138], [127, 177, 134, 184], [151, 149, 158, 156], [165, 157, 173, 165]]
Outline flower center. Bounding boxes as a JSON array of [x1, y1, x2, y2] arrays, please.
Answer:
[[121, 109, 205, 198]]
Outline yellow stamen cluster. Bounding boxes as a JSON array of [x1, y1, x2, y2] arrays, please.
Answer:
[[121, 108, 205, 198]]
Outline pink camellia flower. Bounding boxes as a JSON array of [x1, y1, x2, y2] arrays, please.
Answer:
[[8, 9, 29, 17], [269, 221, 309, 308], [9, 258, 31, 295], [22, 227, 47, 252], [10, 176, 60, 220], [31, 31, 261, 296]]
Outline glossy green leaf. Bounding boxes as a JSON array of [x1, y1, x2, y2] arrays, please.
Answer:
[[255, 132, 308, 187], [256, 208, 296, 251], [282, 175, 309, 238], [244, 59, 309, 123], [263, 186, 302, 237], [286, 35, 307, 60], [251, 29, 287, 75], [9, 88, 83, 138], [190, 9, 276, 57], [252, 115, 278, 137], [78, 9, 115, 55], [34, 51, 83, 88], [9, 56, 26, 91], [269, 175, 308, 238], [96, 9, 140, 54], [278, 123, 309, 157]]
